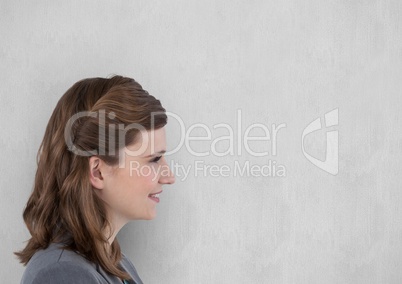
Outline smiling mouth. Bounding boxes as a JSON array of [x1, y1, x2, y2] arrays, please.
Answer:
[[148, 191, 162, 203]]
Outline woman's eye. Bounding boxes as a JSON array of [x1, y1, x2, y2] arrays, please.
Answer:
[[151, 156, 162, 163]]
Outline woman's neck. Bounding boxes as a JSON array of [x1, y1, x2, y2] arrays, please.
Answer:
[[105, 211, 129, 245]]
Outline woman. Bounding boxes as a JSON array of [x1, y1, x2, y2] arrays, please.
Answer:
[[15, 75, 175, 283]]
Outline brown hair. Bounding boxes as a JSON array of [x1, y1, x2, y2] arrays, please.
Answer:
[[15, 75, 167, 279]]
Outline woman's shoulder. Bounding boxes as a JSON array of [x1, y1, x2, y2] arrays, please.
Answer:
[[21, 243, 104, 284]]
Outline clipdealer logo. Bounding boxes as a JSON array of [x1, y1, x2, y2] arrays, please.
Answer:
[[301, 108, 339, 175], [63, 108, 339, 180]]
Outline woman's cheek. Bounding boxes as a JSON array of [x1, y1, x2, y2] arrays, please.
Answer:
[[148, 164, 161, 183]]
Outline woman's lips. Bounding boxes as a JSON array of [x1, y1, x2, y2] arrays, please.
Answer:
[[148, 192, 161, 203]]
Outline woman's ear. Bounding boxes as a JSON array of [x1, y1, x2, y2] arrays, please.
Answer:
[[89, 156, 105, 190]]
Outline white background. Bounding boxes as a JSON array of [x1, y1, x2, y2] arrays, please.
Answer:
[[1, 0, 402, 283]]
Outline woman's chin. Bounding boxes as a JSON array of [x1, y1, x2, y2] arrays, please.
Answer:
[[141, 211, 156, 220]]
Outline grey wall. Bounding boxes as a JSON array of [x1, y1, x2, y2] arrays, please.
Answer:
[[1, 0, 402, 283]]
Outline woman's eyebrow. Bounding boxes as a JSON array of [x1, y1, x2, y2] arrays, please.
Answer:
[[144, 150, 166, 158]]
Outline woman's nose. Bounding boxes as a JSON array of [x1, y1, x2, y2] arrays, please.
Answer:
[[159, 158, 175, 184]]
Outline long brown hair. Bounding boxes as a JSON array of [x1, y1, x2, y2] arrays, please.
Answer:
[[15, 75, 167, 279]]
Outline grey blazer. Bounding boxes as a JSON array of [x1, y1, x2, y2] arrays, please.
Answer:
[[20, 243, 143, 284]]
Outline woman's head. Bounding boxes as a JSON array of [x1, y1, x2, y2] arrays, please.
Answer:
[[16, 75, 175, 279], [62, 76, 175, 222]]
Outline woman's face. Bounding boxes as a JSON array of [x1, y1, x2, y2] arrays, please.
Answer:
[[96, 127, 175, 224]]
